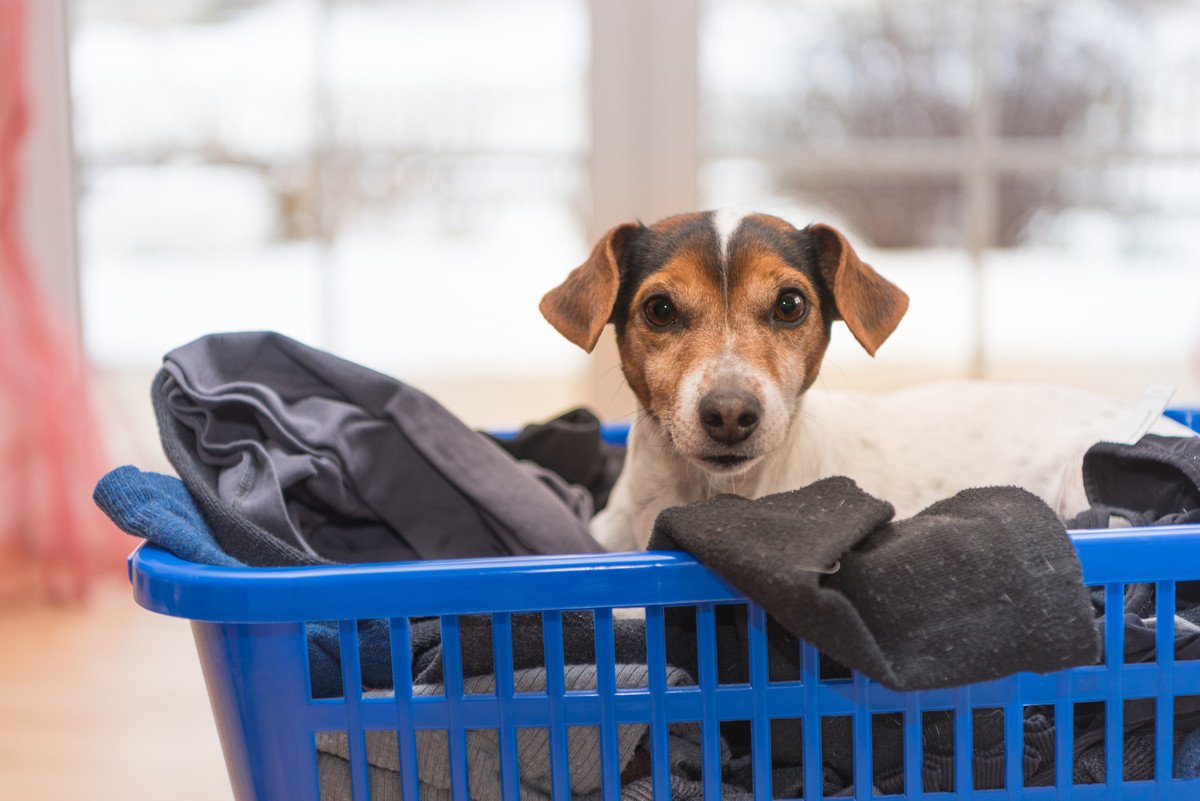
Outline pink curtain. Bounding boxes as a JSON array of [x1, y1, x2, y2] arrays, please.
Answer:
[[1, 0, 125, 603]]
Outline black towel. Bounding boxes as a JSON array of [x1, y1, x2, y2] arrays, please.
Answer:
[[648, 476, 1100, 691]]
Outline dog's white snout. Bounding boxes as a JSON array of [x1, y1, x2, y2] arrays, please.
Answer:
[[672, 353, 789, 469]]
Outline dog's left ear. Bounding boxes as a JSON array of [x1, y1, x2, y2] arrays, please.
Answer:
[[807, 224, 909, 356], [540, 222, 641, 353]]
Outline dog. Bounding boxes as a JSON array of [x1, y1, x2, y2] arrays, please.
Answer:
[[540, 210, 1194, 551]]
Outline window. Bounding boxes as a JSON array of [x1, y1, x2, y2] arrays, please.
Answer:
[[700, 0, 1200, 397], [72, 0, 590, 425], [70, 0, 1200, 427]]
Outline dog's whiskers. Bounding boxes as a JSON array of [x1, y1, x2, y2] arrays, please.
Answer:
[[819, 357, 855, 393], [598, 362, 625, 380], [601, 370, 632, 411]]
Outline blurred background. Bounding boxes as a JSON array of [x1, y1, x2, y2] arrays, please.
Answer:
[[68, 0, 1200, 446], [2, 0, 1199, 798]]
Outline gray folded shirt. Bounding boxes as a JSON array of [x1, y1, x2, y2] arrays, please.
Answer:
[[153, 331, 602, 565]]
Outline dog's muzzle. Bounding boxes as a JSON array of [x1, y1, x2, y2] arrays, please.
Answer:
[[698, 389, 760, 445]]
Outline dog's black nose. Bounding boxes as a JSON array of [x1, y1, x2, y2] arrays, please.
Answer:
[[699, 390, 761, 445]]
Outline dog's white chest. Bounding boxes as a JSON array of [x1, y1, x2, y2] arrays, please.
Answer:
[[591, 381, 1195, 552]]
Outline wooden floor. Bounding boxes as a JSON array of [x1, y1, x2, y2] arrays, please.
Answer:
[[0, 578, 233, 800]]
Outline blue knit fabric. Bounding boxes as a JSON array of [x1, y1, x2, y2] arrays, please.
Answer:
[[1176, 726, 1200, 778], [94, 466, 243, 568], [93, 466, 361, 697]]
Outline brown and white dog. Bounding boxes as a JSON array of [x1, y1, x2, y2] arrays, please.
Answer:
[[540, 210, 1194, 552]]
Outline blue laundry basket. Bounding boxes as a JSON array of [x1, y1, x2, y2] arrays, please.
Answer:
[[130, 410, 1200, 800]]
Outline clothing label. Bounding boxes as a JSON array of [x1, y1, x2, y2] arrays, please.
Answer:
[[1103, 384, 1176, 446]]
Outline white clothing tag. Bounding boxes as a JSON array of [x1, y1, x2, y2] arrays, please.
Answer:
[[1103, 384, 1176, 446]]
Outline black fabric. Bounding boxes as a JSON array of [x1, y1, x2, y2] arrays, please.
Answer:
[[1024, 581, 1200, 785], [861, 710, 1056, 792], [1070, 435, 1200, 672], [648, 477, 1100, 692], [153, 332, 601, 567], [411, 612, 650, 687], [1090, 582, 1200, 664], [1059, 703, 1200, 785], [1068, 434, 1200, 529], [1060, 433, 1200, 781], [485, 408, 626, 513]]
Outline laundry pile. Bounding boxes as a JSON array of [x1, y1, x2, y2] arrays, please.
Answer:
[[309, 604, 1200, 796], [148, 331, 605, 564], [97, 332, 1200, 797]]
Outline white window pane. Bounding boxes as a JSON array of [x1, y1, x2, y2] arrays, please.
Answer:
[[321, 0, 590, 377], [73, 0, 591, 394], [701, 0, 973, 153], [327, 0, 588, 153], [1001, 166, 1200, 258], [983, 165, 1200, 386], [82, 247, 324, 366], [72, 0, 320, 161], [72, 0, 326, 367], [328, 155, 587, 376], [78, 164, 323, 365], [994, 2, 1200, 152]]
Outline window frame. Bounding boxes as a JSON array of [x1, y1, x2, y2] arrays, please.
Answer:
[[22, 0, 81, 335]]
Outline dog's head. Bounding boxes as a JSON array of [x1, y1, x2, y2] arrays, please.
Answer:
[[540, 210, 908, 475]]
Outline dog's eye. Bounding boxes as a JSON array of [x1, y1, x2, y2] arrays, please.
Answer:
[[773, 290, 807, 324], [643, 296, 678, 328]]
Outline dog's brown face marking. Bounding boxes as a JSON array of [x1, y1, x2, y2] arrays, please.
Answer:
[[724, 236, 830, 393], [541, 210, 908, 474]]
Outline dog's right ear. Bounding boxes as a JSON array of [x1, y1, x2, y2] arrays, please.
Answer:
[[539, 222, 641, 353]]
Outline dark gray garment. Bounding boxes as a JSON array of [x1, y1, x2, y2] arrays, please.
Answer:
[[1068, 434, 1200, 529], [485, 408, 626, 513], [515, 460, 594, 521], [410, 611, 652, 687], [1038, 580, 1200, 786], [648, 477, 1100, 692], [153, 332, 601, 566]]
